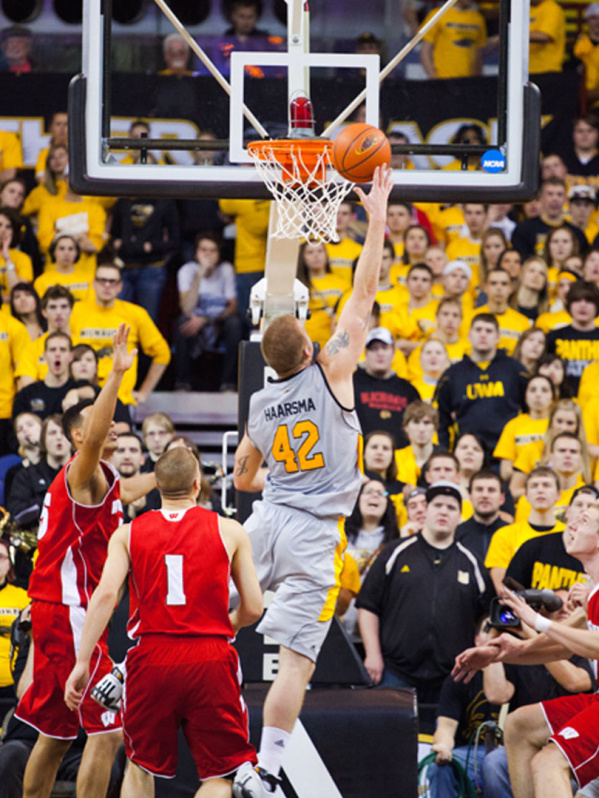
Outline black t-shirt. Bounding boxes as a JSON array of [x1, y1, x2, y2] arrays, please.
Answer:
[[356, 534, 494, 689], [505, 531, 587, 590], [511, 217, 588, 261], [456, 517, 508, 563], [437, 671, 500, 748], [562, 148, 599, 180], [546, 324, 599, 394], [11, 378, 85, 421], [504, 657, 595, 711], [353, 368, 420, 448]]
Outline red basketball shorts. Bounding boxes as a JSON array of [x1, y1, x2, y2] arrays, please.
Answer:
[[15, 600, 121, 739], [122, 635, 256, 779], [542, 692, 599, 788]]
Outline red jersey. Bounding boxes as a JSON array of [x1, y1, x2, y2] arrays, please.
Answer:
[[28, 457, 123, 608], [587, 583, 599, 682], [127, 506, 234, 640]]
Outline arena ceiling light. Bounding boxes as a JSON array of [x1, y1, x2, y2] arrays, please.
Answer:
[[1, 0, 42, 23], [163, 0, 211, 27], [53, 0, 83, 24]]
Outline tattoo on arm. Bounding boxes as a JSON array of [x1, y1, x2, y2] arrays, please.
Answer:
[[235, 456, 249, 477], [325, 330, 350, 356]]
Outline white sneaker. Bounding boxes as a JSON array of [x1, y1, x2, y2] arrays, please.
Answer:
[[232, 762, 281, 797], [91, 664, 125, 711]]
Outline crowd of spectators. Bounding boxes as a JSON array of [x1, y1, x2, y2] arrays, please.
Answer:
[[4, 2, 599, 796]]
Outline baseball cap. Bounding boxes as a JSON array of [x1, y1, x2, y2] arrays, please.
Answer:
[[570, 485, 599, 504], [586, 3, 599, 19], [443, 260, 472, 281], [406, 487, 427, 504], [568, 184, 596, 202], [366, 327, 394, 347], [426, 480, 463, 508], [557, 269, 578, 283]]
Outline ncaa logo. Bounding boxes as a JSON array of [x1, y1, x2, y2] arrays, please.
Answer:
[[482, 149, 506, 174]]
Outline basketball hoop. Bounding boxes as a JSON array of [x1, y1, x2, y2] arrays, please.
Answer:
[[247, 138, 354, 242]]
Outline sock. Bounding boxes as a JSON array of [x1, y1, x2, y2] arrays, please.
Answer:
[[257, 726, 291, 779]]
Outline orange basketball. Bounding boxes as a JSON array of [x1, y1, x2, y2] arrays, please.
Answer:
[[331, 123, 391, 183]]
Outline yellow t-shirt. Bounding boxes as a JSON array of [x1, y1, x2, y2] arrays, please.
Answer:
[[445, 238, 482, 298], [493, 414, 549, 464], [22, 180, 68, 218], [325, 237, 362, 290], [476, 304, 532, 355], [339, 552, 361, 596], [422, 6, 487, 78], [409, 377, 436, 402], [304, 273, 347, 349], [0, 583, 29, 687], [535, 309, 573, 334], [14, 332, 48, 382], [485, 519, 566, 570], [0, 131, 23, 171], [583, 401, 599, 448], [579, 360, 599, 410], [0, 249, 33, 296], [394, 445, 421, 487], [513, 443, 545, 476], [529, 0, 565, 74], [37, 196, 108, 276], [218, 199, 270, 274], [574, 34, 599, 102], [0, 314, 31, 418], [390, 262, 410, 288], [514, 476, 586, 524], [34, 268, 93, 304], [70, 299, 171, 404], [433, 205, 465, 248]]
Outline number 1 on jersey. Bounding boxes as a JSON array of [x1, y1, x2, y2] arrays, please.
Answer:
[[272, 420, 325, 474], [165, 554, 186, 606]]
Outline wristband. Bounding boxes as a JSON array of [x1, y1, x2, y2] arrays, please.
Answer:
[[5, 259, 14, 272], [534, 614, 552, 634]]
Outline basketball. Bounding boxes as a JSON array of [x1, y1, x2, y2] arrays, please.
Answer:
[[331, 123, 391, 183]]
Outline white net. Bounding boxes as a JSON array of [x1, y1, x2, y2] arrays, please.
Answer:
[[247, 140, 355, 242]]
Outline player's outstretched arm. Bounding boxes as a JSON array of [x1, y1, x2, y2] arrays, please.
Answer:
[[499, 586, 599, 661], [120, 472, 158, 505], [223, 518, 263, 633], [233, 433, 268, 493], [319, 167, 393, 387], [69, 323, 137, 491], [64, 525, 131, 711]]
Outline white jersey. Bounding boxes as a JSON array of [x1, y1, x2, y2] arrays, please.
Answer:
[[247, 362, 362, 518]]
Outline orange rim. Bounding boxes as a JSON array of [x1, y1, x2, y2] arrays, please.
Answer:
[[247, 138, 333, 184]]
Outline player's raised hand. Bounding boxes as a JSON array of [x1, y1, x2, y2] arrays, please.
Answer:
[[353, 166, 394, 222], [64, 662, 90, 711], [111, 323, 137, 374]]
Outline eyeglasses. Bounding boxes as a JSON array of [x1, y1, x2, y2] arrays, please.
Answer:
[[95, 277, 121, 286], [363, 489, 389, 498]]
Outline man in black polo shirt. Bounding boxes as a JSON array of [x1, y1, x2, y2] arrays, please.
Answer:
[[357, 481, 493, 703], [457, 469, 509, 561], [511, 178, 588, 259], [11, 332, 94, 420], [435, 313, 528, 455], [353, 326, 420, 448], [546, 280, 599, 394], [505, 486, 599, 590]]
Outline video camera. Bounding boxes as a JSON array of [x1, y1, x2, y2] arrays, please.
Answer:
[[488, 587, 563, 630]]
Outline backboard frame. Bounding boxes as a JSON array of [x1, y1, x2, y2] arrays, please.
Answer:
[[69, 0, 540, 202]]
